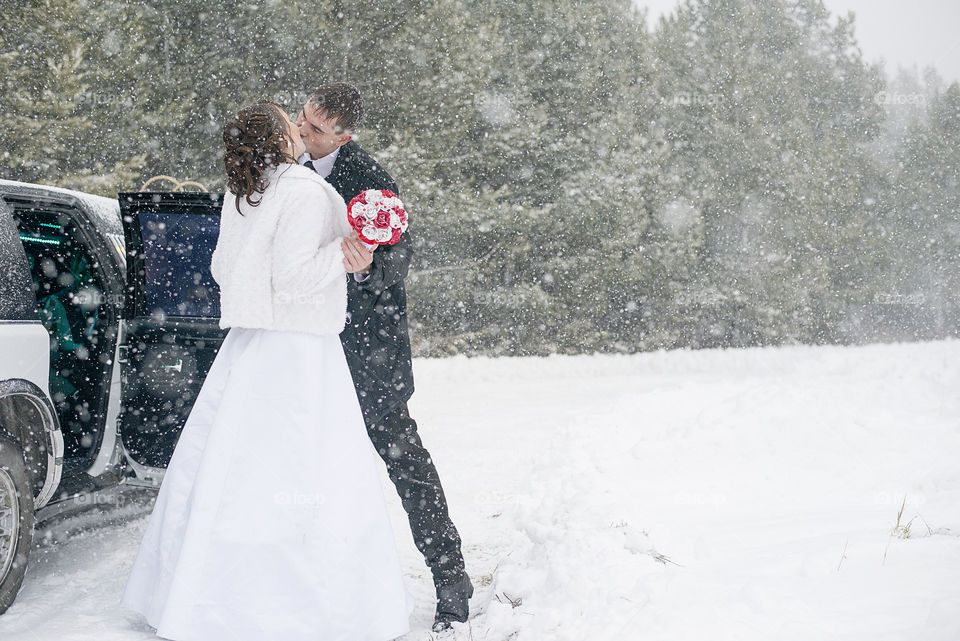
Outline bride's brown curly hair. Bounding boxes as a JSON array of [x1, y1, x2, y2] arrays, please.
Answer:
[[223, 100, 294, 211]]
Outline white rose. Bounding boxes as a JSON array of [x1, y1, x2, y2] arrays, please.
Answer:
[[355, 203, 376, 220], [390, 212, 402, 228], [365, 190, 383, 205], [362, 224, 378, 242], [377, 227, 392, 243]]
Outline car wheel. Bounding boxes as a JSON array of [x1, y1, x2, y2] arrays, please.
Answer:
[[0, 436, 34, 615]]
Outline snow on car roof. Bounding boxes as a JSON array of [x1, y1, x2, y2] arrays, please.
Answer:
[[0, 178, 122, 236]]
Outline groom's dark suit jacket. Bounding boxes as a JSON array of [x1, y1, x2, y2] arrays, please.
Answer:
[[325, 140, 415, 425]]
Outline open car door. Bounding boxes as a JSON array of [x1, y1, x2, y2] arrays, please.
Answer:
[[117, 192, 225, 479]]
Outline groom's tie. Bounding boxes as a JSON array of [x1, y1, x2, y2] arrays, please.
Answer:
[[303, 160, 316, 173]]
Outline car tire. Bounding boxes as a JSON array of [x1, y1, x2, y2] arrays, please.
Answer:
[[0, 436, 34, 615]]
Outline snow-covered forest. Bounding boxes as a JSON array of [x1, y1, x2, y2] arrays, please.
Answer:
[[1, 0, 957, 355]]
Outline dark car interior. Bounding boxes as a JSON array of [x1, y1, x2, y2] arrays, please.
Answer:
[[9, 203, 117, 464]]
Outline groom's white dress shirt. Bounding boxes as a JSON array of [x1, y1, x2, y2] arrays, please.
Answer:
[[298, 149, 340, 179]]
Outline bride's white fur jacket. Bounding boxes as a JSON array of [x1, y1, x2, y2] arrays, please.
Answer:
[[211, 163, 350, 336]]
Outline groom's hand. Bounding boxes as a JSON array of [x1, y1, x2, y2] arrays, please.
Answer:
[[342, 235, 374, 274]]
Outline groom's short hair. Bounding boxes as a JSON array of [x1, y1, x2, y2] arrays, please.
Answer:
[[307, 83, 363, 134]]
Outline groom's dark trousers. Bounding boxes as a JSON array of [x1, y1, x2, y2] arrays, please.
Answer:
[[321, 141, 466, 586]]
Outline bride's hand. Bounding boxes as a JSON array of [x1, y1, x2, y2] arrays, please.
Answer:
[[342, 234, 374, 274]]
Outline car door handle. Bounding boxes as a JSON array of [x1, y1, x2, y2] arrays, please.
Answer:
[[161, 359, 183, 373]]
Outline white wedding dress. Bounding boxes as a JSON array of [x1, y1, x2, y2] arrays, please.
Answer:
[[121, 326, 413, 641]]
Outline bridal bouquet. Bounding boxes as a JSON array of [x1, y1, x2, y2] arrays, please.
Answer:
[[346, 189, 408, 251]]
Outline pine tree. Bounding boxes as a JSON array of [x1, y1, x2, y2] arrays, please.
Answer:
[[0, 0, 97, 184], [651, 0, 885, 347], [879, 83, 960, 338]]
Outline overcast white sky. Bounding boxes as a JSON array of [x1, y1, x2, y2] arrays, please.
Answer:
[[638, 0, 960, 84]]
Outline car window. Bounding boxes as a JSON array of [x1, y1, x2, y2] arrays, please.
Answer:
[[138, 212, 221, 318], [0, 205, 40, 321]]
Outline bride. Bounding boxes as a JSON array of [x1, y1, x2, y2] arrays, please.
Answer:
[[121, 100, 412, 641]]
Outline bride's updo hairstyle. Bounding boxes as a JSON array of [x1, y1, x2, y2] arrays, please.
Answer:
[[223, 100, 293, 211]]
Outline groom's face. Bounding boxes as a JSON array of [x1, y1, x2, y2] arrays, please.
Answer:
[[297, 103, 351, 160]]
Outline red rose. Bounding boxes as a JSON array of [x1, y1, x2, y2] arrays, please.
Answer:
[[374, 211, 390, 228]]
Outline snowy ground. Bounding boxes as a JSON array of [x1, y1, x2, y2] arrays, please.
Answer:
[[1, 340, 958, 640]]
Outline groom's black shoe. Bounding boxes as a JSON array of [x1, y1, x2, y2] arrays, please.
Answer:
[[432, 574, 474, 632]]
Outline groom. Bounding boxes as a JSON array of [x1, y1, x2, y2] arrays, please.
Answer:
[[295, 83, 472, 632]]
